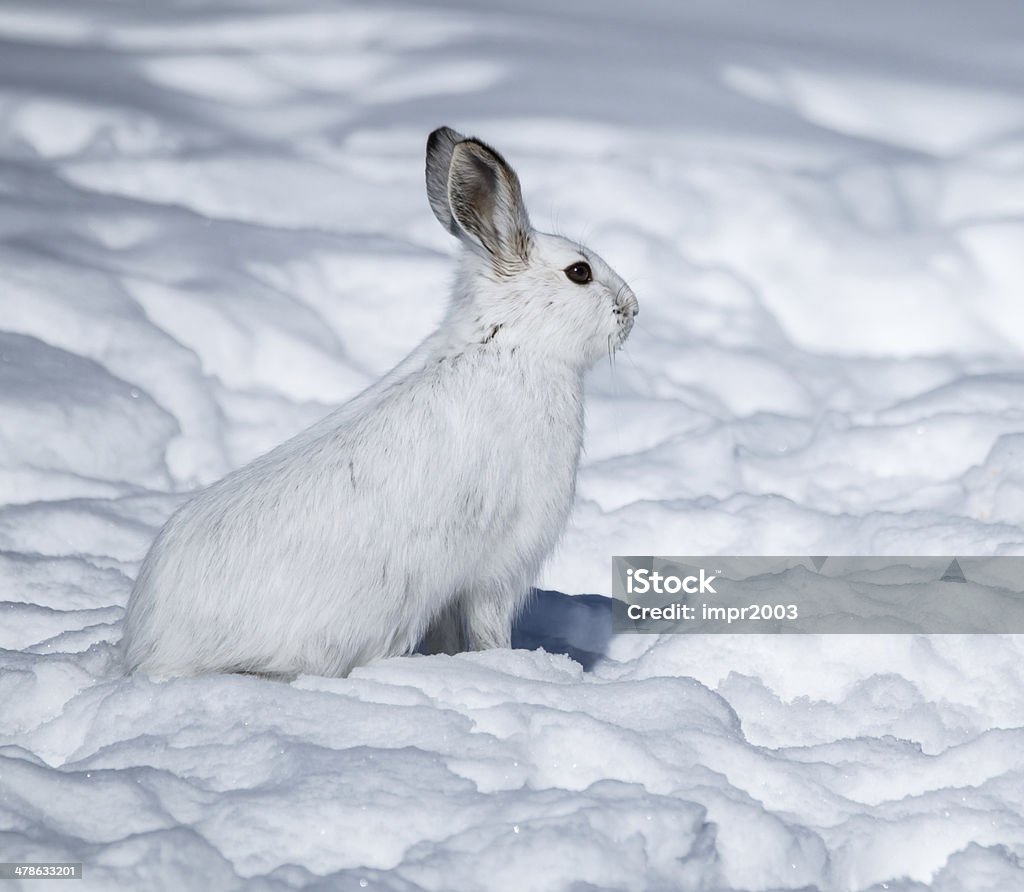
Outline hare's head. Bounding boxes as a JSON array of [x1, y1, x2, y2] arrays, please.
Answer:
[[426, 127, 638, 369]]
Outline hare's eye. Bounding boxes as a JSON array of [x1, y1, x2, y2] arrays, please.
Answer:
[[564, 261, 592, 285]]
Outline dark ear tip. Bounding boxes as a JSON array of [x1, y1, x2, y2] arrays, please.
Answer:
[[427, 126, 464, 153]]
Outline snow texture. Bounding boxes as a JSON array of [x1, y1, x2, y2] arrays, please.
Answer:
[[2, 1, 1024, 890]]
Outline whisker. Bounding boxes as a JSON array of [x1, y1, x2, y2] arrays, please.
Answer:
[[620, 344, 641, 375]]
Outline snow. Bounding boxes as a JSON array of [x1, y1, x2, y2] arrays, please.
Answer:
[[3, 0, 1024, 889]]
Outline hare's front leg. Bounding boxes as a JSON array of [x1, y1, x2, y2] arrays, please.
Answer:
[[464, 581, 527, 651]]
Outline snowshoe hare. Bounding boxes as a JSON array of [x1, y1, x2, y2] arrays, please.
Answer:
[[121, 126, 638, 678]]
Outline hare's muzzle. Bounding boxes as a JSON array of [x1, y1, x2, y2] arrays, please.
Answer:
[[614, 288, 638, 343]]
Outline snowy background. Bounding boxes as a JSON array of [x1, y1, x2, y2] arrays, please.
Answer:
[[3, 0, 1024, 889]]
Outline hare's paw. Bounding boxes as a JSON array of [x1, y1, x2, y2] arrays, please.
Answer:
[[464, 583, 526, 651]]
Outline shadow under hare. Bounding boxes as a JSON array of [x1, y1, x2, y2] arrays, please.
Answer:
[[121, 126, 638, 678]]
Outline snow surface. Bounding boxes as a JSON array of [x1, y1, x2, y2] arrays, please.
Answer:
[[3, 1, 1024, 889]]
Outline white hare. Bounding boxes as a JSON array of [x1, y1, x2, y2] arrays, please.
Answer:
[[120, 126, 638, 678]]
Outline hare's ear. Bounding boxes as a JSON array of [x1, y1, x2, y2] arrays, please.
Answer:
[[447, 138, 532, 268], [426, 126, 465, 237]]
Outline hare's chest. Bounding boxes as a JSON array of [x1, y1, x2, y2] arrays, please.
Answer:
[[463, 364, 584, 530]]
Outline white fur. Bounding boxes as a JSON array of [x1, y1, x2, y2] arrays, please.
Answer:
[[120, 127, 638, 678]]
